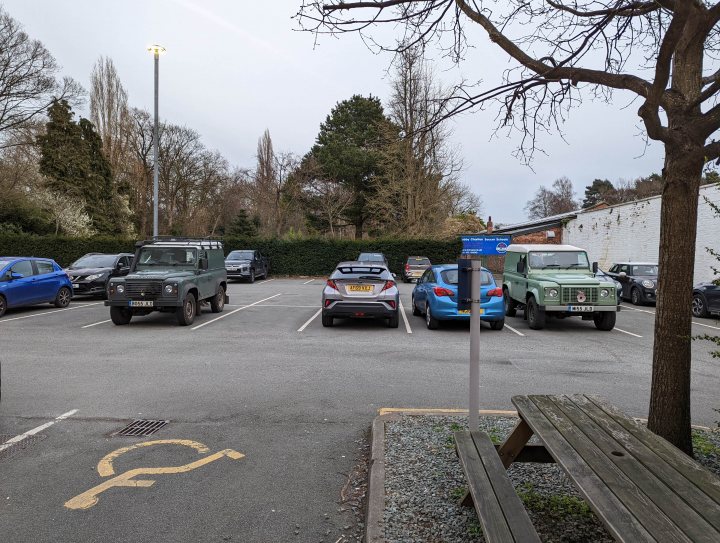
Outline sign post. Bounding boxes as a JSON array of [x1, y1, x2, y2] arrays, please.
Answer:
[[459, 235, 511, 431]]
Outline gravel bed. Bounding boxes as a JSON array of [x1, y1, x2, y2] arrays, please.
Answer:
[[383, 414, 720, 543]]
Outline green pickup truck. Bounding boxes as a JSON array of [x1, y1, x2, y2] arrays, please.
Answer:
[[105, 238, 228, 326], [502, 244, 619, 331]]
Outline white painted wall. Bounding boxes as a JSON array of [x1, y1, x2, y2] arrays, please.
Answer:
[[563, 184, 720, 284]]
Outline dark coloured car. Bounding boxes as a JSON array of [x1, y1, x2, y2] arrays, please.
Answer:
[[0, 257, 73, 317], [65, 253, 134, 297], [402, 256, 431, 283], [225, 249, 269, 283], [607, 262, 658, 305], [692, 281, 720, 318]]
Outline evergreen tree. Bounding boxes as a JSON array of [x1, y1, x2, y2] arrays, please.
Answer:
[[582, 179, 615, 208], [225, 209, 258, 237]]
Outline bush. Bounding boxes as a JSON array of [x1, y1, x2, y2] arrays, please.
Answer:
[[0, 235, 463, 274]]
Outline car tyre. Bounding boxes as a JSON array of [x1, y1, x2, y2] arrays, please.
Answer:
[[630, 287, 642, 306], [593, 311, 616, 331], [110, 306, 132, 325], [248, 270, 255, 283], [412, 296, 422, 316], [0, 295, 6, 318], [210, 285, 225, 313], [526, 297, 545, 330], [54, 286, 72, 308], [388, 312, 399, 328], [489, 318, 505, 331], [504, 288, 517, 317], [176, 293, 196, 326], [692, 294, 710, 318], [321, 312, 334, 327], [425, 304, 440, 330]]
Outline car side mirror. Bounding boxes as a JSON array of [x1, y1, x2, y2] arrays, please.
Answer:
[[199, 258, 208, 271], [618, 271, 627, 278], [10, 272, 23, 280], [392, 273, 397, 279], [592, 262, 598, 273]]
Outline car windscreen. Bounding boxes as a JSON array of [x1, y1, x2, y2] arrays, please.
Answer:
[[632, 265, 658, 276], [227, 251, 254, 260], [441, 269, 493, 285], [528, 251, 590, 270], [0, 259, 12, 271], [408, 257, 430, 265], [69, 255, 117, 269], [135, 247, 197, 267]]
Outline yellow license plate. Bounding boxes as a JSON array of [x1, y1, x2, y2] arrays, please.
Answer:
[[347, 284, 373, 292], [458, 309, 484, 315]]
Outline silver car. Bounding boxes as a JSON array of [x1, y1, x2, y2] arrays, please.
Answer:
[[322, 261, 400, 328]]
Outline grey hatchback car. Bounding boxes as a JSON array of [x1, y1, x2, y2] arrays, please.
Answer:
[[322, 261, 400, 328]]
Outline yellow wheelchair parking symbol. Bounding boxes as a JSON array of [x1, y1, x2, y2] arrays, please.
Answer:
[[65, 439, 244, 510]]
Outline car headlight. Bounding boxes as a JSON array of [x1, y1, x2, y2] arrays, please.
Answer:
[[642, 280, 655, 289], [116, 284, 125, 294], [545, 288, 559, 299], [600, 288, 610, 298], [164, 284, 177, 296], [86, 273, 104, 281]]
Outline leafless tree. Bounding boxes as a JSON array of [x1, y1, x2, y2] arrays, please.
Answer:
[[298, 0, 720, 453], [0, 7, 83, 147], [525, 176, 579, 219]]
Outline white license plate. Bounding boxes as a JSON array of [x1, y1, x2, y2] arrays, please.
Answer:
[[129, 300, 154, 308], [567, 305, 594, 312], [72, 283, 80, 289]]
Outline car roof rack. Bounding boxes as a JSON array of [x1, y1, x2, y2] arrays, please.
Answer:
[[135, 236, 224, 249]]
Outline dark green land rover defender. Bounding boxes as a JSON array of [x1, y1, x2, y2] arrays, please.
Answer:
[[105, 238, 228, 326]]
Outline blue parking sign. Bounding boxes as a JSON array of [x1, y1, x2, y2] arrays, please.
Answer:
[[461, 235, 512, 256]]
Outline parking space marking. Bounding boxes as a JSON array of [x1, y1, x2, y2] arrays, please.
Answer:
[[302, 279, 314, 285], [81, 319, 112, 329], [191, 293, 282, 330], [298, 308, 322, 332], [621, 305, 720, 330], [0, 303, 102, 324], [398, 299, 412, 334], [504, 324, 525, 337], [0, 409, 78, 453], [258, 278, 275, 284], [614, 327, 643, 338]]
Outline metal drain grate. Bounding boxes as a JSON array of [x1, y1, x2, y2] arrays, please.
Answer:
[[115, 419, 169, 437], [0, 433, 47, 461]]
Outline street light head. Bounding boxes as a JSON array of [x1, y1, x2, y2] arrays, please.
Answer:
[[147, 44, 166, 55]]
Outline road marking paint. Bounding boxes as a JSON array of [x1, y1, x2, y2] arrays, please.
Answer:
[[82, 319, 112, 329], [191, 294, 282, 330], [621, 305, 720, 330], [298, 308, 322, 332], [614, 327, 643, 338], [0, 409, 78, 453], [303, 279, 314, 285], [504, 324, 525, 337], [398, 299, 412, 334], [692, 320, 720, 331], [65, 439, 244, 510], [621, 306, 655, 315], [258, 278, 275, 284], [0, 303, 102, 324]]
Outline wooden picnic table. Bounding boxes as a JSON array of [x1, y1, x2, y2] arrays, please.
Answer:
[[498, 394, 720, 542]]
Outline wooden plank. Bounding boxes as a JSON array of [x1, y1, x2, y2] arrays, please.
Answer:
[[539, 395, 718, 541], [511, 395, 671, 543], [455, 431, 515, 542], [572, 394, 720, 532], [494, 443, 555, 464], [497, 419, 534, 468], [581, 394, 720, 504], [470, 432, 541, 543]]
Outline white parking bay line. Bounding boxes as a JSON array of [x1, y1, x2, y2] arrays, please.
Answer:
[[0, 303, 102, 324], [622, 306, 656, 315], [303, 279, 314, 285], [692, 320, 720, 331], [258, 278, 275, 284], [614, 327, 643, 338], [504, 324, 525, 337], [398, 299, 412, 334], [298, 308, 322, 332], [82, 319, 112, 329], [622, 305, 720, 330], [191, 294, 282, 330], [0, 409, 78, 453]]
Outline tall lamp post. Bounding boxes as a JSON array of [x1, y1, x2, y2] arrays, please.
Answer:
[[147, 44, 166, 238]]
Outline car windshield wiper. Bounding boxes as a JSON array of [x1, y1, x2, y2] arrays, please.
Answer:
[[566, 263, 588, 269], [541, 264, 561, 268]]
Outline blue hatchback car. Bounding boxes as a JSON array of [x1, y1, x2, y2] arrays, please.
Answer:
[[0, 257, 73, 317], [411, 264, 505, 330]]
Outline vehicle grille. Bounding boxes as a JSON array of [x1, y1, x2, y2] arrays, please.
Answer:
[[125, 280, 163, 299], [561, 287, 598, 304]]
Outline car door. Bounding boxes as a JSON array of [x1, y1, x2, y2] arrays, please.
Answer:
[[414, 270, 430, 308], [5, 260, 37, 306], [706, 283, 720, 312], [422, 270, 437, 312], [32, 260, 61, 302]]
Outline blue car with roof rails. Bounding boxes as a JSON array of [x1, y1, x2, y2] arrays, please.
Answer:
[[0, 257, 73, 318], [411, 264, 505, 330]]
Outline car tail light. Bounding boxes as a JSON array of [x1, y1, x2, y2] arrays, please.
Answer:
[[487, 287, 503, 297], [324, 299, 332, 308], [433, 286, 454, 297], [326, 279, 338, 291], [381, 280, 396, 291], [405, 264, 410, 272], [387, 300, 396, 309]]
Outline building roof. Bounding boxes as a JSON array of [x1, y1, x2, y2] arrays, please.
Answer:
[[493, 209, 579, 236], [506, 244, 585, 253]]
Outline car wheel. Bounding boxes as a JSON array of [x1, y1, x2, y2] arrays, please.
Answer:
[[210, 285, 225, 313], [593, 311, 616, 331], [630, 287, 642, 305], [110, 306, 132, 325], [504, 288, 517, 317], [0, 295, 6, 318], [526, 297, 545, 330], [412, 296, 422, 316], [54, 286, 72, 308], [490, 318, 505, 331], [176, 294, 196, 326], [248, 270, 255, 283], [321, 312, 334, 327], [425, 304, 440, 330], [387, 312, 399, 328], [692, 294, 710, 318]]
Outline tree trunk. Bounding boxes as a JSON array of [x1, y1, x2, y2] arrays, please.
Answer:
[[647, 145, 703, 455]]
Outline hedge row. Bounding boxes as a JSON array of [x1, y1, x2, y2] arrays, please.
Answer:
[[0, 235, 463, 276]]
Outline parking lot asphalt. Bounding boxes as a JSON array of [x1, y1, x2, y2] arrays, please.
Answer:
[[1, 278, 719, 542]]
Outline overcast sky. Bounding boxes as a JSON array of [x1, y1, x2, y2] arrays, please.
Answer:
[[3, 0, 665, 224]]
